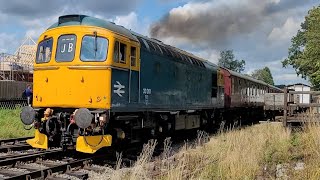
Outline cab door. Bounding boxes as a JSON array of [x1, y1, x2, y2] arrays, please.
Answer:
[[111, 38, 140, 108]]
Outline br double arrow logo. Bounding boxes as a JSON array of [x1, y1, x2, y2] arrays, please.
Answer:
[[113, 81, 125, 97]]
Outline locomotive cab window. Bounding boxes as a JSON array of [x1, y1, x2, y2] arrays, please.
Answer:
[[80, 35, 108, 61], [113, 41, 127, 64], [36, 38, 53, 63], [56, 34, 76, 62]]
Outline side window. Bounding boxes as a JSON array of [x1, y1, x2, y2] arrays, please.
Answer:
[[113, 41, 119, 63], [252, 85, 254, 96], [255, 86, 257, 96], [56, 34, 76, 62], [113, 41, 127, 64], [131, 46, 136, 67], [36, 38, 53, 63], [80, 35, 108, 61], [120, 43, 127, 63]]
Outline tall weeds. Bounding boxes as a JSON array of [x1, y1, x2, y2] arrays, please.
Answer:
[[92, 121, 320, 180]]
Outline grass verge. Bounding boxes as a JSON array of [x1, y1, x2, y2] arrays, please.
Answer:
[[0, 108, 34, 139], [90, 122, 320, 180]]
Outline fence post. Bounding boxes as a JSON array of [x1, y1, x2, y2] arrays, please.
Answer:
[[283, 87, 288, 127]]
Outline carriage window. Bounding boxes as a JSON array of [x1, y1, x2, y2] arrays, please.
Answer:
[[80, 35, 108, 61], [56, 35, 76, 62], [113, 41, 127, 64], [131, 47, 136, 67], [36, 38, 53, 63]]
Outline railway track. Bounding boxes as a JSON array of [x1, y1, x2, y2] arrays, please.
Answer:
[[0, 132, 209, 179], [0, 147, 101, 180], [0, 137, 92, 179], [0, 136, 132, 179], [0, 137, 33, 153]]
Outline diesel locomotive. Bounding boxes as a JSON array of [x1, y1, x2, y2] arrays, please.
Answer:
[[20, 15, 282, 153]]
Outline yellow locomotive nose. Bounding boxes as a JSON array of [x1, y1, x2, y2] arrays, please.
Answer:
[[33, 65, 111, 109]]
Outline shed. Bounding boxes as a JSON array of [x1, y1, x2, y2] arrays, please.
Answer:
[[287, 83, 311, 104]]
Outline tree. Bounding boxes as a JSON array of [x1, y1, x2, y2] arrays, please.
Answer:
[[218, 50, 246, 73], [282, 6, 320, 89], [251, 67, 274, 85]]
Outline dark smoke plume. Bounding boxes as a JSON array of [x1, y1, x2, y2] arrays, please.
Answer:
[[150, 0, 307, 46]]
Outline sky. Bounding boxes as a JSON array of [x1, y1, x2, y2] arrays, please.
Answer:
[[0, 0, 318, 85]]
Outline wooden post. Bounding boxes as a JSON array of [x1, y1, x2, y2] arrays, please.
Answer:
[[283, 87, 288, 127]]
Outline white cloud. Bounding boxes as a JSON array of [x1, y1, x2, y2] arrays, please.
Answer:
[[0, 0, 142, 19], [113, 12, 139, 31], [268, 17, 301, 43], [22, 15, 59, 41], [0, 33, 18, 53], [193, 49, 220, 64], [244, 57, 309, 85], [0, 12, 8, 23], [110, 12, 151, 36], [270, 0, 281, 4], [273, 73, 309, 85]]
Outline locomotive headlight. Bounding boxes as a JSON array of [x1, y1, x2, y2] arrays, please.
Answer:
[[74, 108, 93, 129], [20, 106, 36, 125]]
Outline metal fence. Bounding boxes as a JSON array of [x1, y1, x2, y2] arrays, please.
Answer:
[[0, 98, 27, 109], [0, 81, 30, 99], [0, 81, 30, 109]]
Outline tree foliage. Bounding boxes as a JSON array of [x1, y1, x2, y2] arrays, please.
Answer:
[[218, 50, 246, 73], [251, 67, 274, 85], [282, 6, 320, 89]]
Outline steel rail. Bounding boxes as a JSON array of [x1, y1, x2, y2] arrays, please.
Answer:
[[0, 137, 33, 145], [2, 155, 107, 180], [0, 149, 62, 167], [0, 149, 58, 161], [0, 143, 31, 153]]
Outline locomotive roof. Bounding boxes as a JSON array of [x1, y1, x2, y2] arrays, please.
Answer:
[[49, 15, 215, 69], [48, 15, 139, 42]]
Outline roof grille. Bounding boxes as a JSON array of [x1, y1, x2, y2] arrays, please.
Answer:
[[58, 15, 86, 25]]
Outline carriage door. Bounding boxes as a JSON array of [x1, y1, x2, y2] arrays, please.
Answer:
[[129, 45, 139, 103]]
